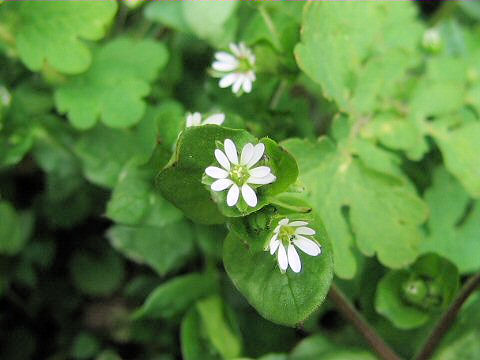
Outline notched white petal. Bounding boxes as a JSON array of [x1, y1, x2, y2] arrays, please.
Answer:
[[211, 178, 233, 191], [205, 166, 228, 179], [277, 244, 288, 271], [270, 238, 280, 255], [247, 174, 275, 185], [294, 235, 321, 256], [212, 61, 238, 72], [203, 113, 225, 126], [242, 78, 252, 93], [232, 75, 244, 94], [289, 221, 308, 227], [224, 139, 239, 164], [219, 73, 238, 88], [214, 149, 231, 171], [241, 184, 257, 207], [247, 143, 265, 168], [279, 218, 289, 226], [214, 51, 237, 64], [287, 244, 301, 273], [240, 143, 254, 165], [227, 184, 240, 207], [295, 227, 316, 236], [249, 166, 271, 178]]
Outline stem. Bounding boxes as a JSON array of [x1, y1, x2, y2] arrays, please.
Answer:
[[414, 273, 480, 360], [269, 79, 288, 111], [259, 5, 282, 51], [328, 284, 403, 360]]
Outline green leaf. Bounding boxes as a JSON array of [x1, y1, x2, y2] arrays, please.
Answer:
[[431, 121, 480, 198], [106, 162, 183, 227], [181, 295, 242, 360], [70, 332, 100, 360], [182, 2, 238, 46], [283, 138, 428, 279], [375, 270, 430, 329], [0, 2, 117, 74], [291, 334, 376, 360], [0, 83, 53, 168], [74, 109, 158, 188], [421, 167, 480, 273], [157, 125, 256, 224], [134, 273, 218, 319], [224, 205, 333, 327], [107, 221, 194, 276], [196, 295, 243, 359], [55, 38, 168, 129], [0, 201, 33, 256], [144, 2, 189, 32], [70, 249, 125, 296], [375, 254, 459, 329], [295, 2, 422, 114]]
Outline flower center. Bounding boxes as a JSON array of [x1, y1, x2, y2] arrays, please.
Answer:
[[229, 164, 250, 185], [278, 226, 295, 247], [238, 57, 253, 72]]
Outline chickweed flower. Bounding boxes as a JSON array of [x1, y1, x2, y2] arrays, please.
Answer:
[[205, 139, 275, 207], [186, 112, 225, 127], [212, 42, 256, 95], [268, 218, 322, 273]]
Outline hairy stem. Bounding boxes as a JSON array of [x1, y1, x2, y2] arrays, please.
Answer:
[[414, 273, 480, 360], [269, 79, 288, 110], [328, 284, 403, 360]]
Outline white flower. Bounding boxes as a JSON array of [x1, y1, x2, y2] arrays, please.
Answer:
[[186, 112, 225, 128], [268, 218, 322, 273], [422, 28, 441, 51], [205, 138, 276, 208], [212, 42, 256, 95]]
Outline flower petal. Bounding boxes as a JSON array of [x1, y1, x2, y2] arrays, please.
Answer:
[[205, 166, 228, 179], [224, 139, 238, 165], [242, 78, 252, 93], [293, 236, 321, 256], [287, 244, 301, 273], [229, 43, 241, 57], [212, 61, 238, 72], [202, 113, 225, 126], [214, 51, 237, 64], [274, 218, 289, 232], [289, 221, 308, 227], [269, 234, 280, 254], [219, 73, 238, 88], [240, 143, 254, 165], [211, 178, 233, 191], [277, 244, 288, 271], [247, 143, 265, 168], [249, 166, 271, 178], [232, 75, 244, 94], [247, 173, 276, 185], [186, 112, 201, 127], [295, 227, 316, 236], [214, 149, 231, 171], [241, 184, 257, 207], [227, 184, 240, 207]]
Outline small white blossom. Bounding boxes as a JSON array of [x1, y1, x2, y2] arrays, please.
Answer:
[[205, 138, 276, 208], [186, 112, 225, 128], [212, 42, 256, 95], [268, 218, 322, 273], [422, 28, 442, 51]]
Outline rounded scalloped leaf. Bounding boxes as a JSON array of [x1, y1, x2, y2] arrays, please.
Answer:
[[1, 2, 117, 74], [375, 253, 459, 329], [223, 200, 333, 326], [55, 38, 168, 130]]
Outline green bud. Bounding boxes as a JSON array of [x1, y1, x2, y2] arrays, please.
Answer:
[[401, 277, 428, 307]]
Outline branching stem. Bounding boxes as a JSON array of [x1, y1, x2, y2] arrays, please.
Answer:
[[328, 284, 403, 360], [414, 273, 480, 360]]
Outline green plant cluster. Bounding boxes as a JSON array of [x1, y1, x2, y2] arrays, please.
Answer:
[[0, 2, 479, 360]]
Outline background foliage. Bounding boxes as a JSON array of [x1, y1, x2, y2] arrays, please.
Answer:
[[0, 1, 479, 360]]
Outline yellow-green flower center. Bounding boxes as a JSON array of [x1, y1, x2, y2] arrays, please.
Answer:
[[278, 226, 295, 246], [229, 164, 250, 185]]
